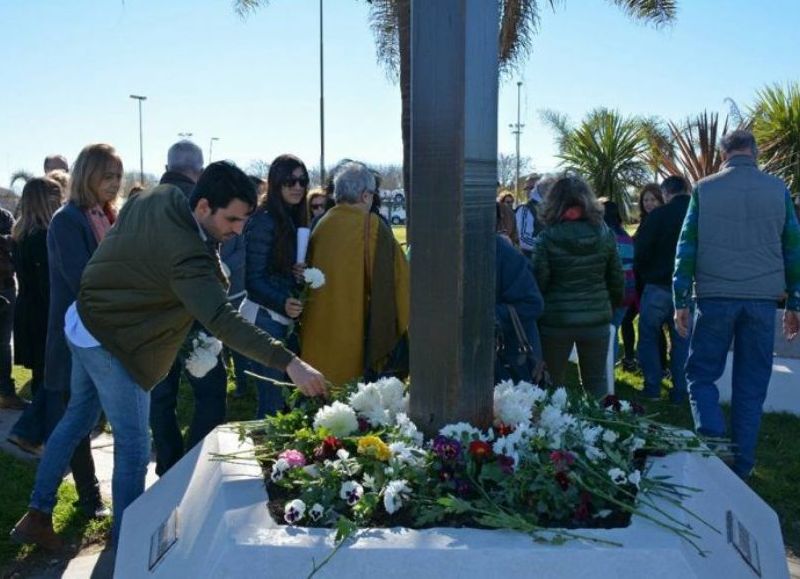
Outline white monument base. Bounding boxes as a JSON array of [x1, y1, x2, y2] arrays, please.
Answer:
[[718, 354, 800, 415], [115, 428, 789, 579]]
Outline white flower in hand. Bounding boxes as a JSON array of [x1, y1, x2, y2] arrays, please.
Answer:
[[303, 267, 326, 289]]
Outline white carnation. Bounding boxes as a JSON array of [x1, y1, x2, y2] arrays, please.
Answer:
[[550, 387, 568, 409], [303, 267, 326, 289], [383, 479, 412, 515], [585, 445, 606, 462], [313, 402, 359, 437], [394, 412, 424, 445], [602, 430, 619, 444], [184, 332, 223, 378], [348, 378, 408, 426], [628, 469, 642, 488], [439, 422, 483, 442], [493, 380, 544, 426]]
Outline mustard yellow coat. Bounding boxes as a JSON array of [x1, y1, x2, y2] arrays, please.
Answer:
[[300, 204, 409, 386]]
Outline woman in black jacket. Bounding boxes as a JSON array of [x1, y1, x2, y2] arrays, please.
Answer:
[[7, 177, 63, 450], [242, 154, 309, 418]]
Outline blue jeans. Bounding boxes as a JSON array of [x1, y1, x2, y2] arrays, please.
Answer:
[[10, 366, 46, 443], [29, 342, 150, 546], [252, 310, 290, 419], [149, 350, 227, 477], [0, 286, 15, 396], [686, 298, 776, 478], [638, 284, 690, 401]]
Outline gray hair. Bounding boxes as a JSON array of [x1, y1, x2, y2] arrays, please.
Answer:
[[333, 161, 376, 204], [167, 140, 204, 174], [720, 129, 758, 157]]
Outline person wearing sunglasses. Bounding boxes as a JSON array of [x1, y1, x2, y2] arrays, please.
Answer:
[[242, 154, 310, 418], [307, 188, 333, 227]]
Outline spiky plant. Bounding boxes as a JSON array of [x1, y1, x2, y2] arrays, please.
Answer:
[[750, 83, 800, 194], [542, 107, 650, 219]]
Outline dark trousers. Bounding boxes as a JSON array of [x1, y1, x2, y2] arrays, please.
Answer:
[[10, 365, 46, 444], [0, 286, 15, 396], [149, 356, 227, 477], [542, 328, 610, 397], [45, 388, 101, 503], [620, 304, 668, 366]]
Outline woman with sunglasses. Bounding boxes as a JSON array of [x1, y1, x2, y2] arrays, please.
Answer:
[[307, 188, 334, 229], [243, 154, 309, 418]]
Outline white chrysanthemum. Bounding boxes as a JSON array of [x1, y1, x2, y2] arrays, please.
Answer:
[[439, 422, 482, 442], [493, 380, 543, 426], [628, 469, 642, 488], [375, 377, 408, 416], [303, 267, 326, 289], [585, 445, 606, 462], [395, 413, 424, 445], [340, 481, 364, 506], [383, 480, 412, 515], [608, 467, 627, 485], [271, 458, 290, 482], [581, 424, 603, 446], [313, 402, 359, 437], [309, 503, 325, 522], [602, 430, 619, 444], [550, 387, 568, 409], [348, 378, 408, 426], [388, 441, 423, 466], [283, 499, 306, 525]]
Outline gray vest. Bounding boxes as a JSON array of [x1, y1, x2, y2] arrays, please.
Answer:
[[695, 155, 787, 301]]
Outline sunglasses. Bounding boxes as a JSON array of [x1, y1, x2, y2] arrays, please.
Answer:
[[283, 176, 309, 188], [310, 203, 325, 211]]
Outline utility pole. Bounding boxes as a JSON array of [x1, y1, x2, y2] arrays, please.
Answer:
[[319, 0, 326, 186], [508, 81, 524, 198], [129, 94, 147, 183], [209, 137, 220, 163], [178, 132, 193, 139]]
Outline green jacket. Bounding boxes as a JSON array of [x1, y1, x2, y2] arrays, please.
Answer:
[[532, 220, 623, 330], [77, 184, 294, 390]]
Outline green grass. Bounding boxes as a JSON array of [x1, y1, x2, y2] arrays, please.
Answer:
[[2, 347, 798, 570]]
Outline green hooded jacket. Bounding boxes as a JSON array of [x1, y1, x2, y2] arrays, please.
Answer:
[[77, 184, 294, 390], [533, 220, 624, 330]]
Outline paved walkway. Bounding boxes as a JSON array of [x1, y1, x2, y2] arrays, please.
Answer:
[[1, 406, 158, 578], [2, 405, 799, 579]]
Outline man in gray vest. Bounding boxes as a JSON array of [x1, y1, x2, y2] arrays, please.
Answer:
[[673, 129, 800, 479]]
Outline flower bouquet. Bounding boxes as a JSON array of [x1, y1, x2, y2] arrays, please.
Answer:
[[219, 378, 718, 575], [183, 330, 223, 378]]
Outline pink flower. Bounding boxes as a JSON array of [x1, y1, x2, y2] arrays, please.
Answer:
[[278, 449, 307, 468]]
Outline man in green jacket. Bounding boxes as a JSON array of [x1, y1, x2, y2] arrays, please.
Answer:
[[11, 161, 326, 551]]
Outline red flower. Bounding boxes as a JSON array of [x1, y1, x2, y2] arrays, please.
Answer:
[[497, 455, 515, 474], [573, 492, 592, 520], [496, 423, 515, 437], [468, 441, 492, 461], [601, 395, 621, 412], [549, 450, 575, 471], [313, 435, 342, 461], [555, 471, 570, 491]]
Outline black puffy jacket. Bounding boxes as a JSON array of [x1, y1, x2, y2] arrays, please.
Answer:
[[533, 220, 624, 329]]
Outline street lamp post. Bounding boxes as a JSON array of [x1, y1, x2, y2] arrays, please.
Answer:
[[178, 132, 193, 139], [319, 0, 326, 186], [130, 95, 147, 183], [209, 137, 220, 163], [508, 81, 524, 199]]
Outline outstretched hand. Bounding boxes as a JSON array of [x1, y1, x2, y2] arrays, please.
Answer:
[[286, 357, 327, 398]]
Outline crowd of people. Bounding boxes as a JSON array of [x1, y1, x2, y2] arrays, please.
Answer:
[[2, 128, 799, 552], [495, 129, 800, 481]]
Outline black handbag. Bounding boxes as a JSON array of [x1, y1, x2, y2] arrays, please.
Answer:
[[496, 304, 547, 385]]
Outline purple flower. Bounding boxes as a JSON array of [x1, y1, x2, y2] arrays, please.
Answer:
[[452, 478, 471, 497], [497, 455, 515, 474], [432, 435, 462, 461]]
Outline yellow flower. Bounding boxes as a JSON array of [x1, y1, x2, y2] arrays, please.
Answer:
[[357, 435, 392, 462]]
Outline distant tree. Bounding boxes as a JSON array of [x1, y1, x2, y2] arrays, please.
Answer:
[[10, 170, 32, 191], [372, 163, 403, 190], [246, 159, 271, 179], [120, 170, 159, 198], [497, 152, 533, 192]]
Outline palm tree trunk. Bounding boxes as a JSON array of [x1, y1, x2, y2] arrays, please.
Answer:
[[397, 0, 411, 240]]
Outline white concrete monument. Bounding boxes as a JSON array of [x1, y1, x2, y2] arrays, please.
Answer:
[[115, 427, 790, 579]]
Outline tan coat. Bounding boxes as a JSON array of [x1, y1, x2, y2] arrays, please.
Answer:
[[300, 204, 409, 386]]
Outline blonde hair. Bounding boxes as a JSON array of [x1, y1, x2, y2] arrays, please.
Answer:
[[69, 143, 122, 209], [12, 177, 63, 241], [539, 174, 604, 227]]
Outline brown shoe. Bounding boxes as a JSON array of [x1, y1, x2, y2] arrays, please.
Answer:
[[0, 393, 28, 411], [9, 509, 63, 551], [6, 434, 43, 457]]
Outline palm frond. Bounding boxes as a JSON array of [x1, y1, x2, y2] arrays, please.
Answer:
[[10, 171, 32, 189], [498, 0, 557, 74], [367, 0, 404, 81], [608, 0, 677, 27], [750, 83, 800, 194], [232, 0, 268, 18]]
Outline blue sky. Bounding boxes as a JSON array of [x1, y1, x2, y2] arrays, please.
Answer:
[[1, 0, 798, 187]]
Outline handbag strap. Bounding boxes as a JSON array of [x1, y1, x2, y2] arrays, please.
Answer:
[[507, 304, 532, 355], [364, 212, 372, 294]]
